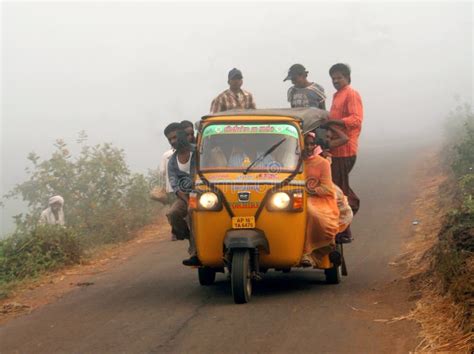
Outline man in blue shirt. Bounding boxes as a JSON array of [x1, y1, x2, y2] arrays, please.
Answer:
[[165, 123, 200, 266]]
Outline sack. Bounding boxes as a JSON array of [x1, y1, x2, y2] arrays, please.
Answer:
[[150, 186, 168, 203]]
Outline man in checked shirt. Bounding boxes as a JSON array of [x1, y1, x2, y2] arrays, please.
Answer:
[[210, 68, 256, 113]]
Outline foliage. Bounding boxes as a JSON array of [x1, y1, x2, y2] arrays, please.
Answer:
[[451, 108, 474, 177], [0, 133, 160, 293], [443, 103, 474, 144], [434, 104, 474, 322], [0, 226, 82, 284]]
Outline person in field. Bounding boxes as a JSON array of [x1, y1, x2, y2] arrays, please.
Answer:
[[39, 195, 65, 226]]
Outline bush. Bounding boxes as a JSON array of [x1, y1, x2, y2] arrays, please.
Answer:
[[451, 115, 474, 178], [433, 104, 474, 325], [0, 226, 82, 283], [1, 132, 161, 292]]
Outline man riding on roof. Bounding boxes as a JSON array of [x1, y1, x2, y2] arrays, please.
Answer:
[[285, 64, 326, 110], [210, 68, 257, 113]]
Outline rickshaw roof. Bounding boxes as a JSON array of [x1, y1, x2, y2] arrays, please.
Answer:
[[201, 108, 329, 134]]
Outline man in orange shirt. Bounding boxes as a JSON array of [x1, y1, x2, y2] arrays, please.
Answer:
[[324, 63, 363, 243]]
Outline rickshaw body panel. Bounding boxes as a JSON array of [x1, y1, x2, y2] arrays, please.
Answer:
[[193, 112, 333, 270], [193, 175, 308, 268]]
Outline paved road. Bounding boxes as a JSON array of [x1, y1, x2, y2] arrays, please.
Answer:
[[0, 145, 421, 353]]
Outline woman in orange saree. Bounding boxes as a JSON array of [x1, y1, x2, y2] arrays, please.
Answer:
[[301, 133, 340, 267]]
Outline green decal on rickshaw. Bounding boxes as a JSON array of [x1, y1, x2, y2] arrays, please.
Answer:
[[202, 124, 298, 138]]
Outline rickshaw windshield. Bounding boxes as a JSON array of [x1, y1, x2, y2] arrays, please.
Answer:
[[199, 123, 301, 172]]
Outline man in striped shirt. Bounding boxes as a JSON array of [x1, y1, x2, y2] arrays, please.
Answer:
[[324, 63, 364, 243], [210, 68, 256, 113]]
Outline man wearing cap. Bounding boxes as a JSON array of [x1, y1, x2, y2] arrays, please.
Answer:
[[210, 68, 256, 113], [284, 64, 326, 110]]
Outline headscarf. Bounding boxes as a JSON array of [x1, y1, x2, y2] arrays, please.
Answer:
[[48, 195, 64, 206], [305, 132, 323, 156], [40, 195, 65, 225]]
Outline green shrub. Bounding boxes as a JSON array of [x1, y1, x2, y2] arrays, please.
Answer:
[[0, 226, 82, 283], [452, 123, 474, 178], [1, 132, 161, 291], [434, 104, 474, 324], [124, 174, 156, 230]]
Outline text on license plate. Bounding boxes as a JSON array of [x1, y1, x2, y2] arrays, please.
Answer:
[[232, 216, 255, 229]]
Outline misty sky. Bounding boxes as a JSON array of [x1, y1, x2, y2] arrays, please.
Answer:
[[1, 1, 473, 234]]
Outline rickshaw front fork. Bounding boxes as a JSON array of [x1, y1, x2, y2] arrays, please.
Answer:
[[224, 248, 263, 281], [251, 248, 263, 281]]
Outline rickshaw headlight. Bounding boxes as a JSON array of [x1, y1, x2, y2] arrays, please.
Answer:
[[270, 192, 291, 210], [199, 192, 219, 210]]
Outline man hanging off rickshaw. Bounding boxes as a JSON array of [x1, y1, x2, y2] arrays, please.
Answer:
[[159, 62, 364, 303]]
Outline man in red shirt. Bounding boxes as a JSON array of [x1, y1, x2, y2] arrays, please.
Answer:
[[324, 63, 363, 243]]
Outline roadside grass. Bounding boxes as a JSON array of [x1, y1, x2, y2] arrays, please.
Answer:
[[434, 209, 474, 312], [434, 105, 474, 331], [406, 105, 473, 352]]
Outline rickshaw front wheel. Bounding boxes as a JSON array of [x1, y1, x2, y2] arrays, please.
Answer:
[[198, 267, 216, 286], [231, 249, 252, 304]]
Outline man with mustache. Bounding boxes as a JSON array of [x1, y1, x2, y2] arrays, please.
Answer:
[[324, 63, 364, 243]]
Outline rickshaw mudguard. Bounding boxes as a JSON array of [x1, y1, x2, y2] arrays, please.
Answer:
[[224, 229, 269, 253]]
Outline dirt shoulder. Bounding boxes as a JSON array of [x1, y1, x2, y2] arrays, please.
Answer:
[[0, 213, 171, 324], [397, 149, 473, 352]]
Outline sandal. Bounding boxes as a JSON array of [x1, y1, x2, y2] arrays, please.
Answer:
[[300, 254, 313, 267]]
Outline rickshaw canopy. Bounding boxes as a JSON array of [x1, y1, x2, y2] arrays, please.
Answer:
[[201, 108, 329, 134]]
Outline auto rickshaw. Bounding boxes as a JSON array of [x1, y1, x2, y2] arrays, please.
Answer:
[[189, 108, 346, 304]]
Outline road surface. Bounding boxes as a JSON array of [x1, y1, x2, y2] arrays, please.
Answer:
[[0, 145, 421, 353]]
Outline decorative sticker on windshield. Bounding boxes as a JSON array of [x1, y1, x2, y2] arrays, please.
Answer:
[[202, 124, 298, 139]]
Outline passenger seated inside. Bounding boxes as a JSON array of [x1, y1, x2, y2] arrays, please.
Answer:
[[208, 144, 228, 167], [227, 139, 276, 168], [228, 142, 251, 167], [200, 125, 300, 172]]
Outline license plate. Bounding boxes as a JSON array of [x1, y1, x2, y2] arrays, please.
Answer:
[[232, 216, 255, 229]]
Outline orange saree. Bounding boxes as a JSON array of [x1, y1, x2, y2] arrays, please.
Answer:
[[304, 154, 340, 265]]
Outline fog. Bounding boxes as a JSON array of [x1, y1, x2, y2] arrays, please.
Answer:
[[1, 1, 473, 235]]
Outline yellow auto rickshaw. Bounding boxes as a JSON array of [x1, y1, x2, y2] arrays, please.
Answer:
[[189, 108, 346, 304]]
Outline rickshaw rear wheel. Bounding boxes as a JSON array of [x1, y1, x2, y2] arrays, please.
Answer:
[[325, 244, 342, 284], [198, 267, 216, 286], [231, 249, 252, 304], [324, 265, 341, 284]]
